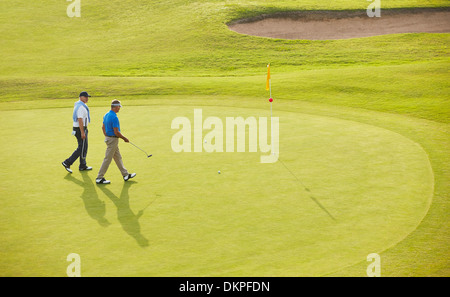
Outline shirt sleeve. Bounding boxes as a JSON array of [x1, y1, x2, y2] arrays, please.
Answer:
[[112, 116, 120, 129], [77, 106, 87, 119]]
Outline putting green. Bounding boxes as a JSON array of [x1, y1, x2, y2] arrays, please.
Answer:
[[0, 104, 433, 276]]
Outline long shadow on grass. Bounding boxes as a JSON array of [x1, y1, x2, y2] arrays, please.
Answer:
[[64, 172, 111, 227], [278, 159, 336, 221], [97, 181, 149, 248]]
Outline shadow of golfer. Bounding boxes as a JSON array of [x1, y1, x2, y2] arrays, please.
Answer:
[[97, 181, 149, 248], [64, 172, 111, 227]]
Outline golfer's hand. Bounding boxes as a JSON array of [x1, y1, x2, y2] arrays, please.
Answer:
[[81, 134, 86, 140], [123, 137, 129, 143]]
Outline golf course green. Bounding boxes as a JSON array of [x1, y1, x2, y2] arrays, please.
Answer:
[[0, 0, 448, 276]]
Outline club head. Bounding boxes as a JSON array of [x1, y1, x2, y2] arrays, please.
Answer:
[[147, 154, 152, 158]]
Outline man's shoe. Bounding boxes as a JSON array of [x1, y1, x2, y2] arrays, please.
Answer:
[[124, 173, 136, 181], [79, 166, 93, 171], [96, 178, 111, 184], [62, 162, 72, 173]]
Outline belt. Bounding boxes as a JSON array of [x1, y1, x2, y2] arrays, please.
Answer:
[[106, 135, 118, 138], [73, 127, 87, 130]]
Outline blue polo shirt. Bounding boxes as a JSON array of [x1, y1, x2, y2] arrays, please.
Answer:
[[103, 110, 120, 137]]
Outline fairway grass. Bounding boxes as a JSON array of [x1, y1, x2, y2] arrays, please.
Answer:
[[0, 0, 449, 276]]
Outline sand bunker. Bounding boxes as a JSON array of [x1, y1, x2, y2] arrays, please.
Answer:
[[228, 8, 450, 40]]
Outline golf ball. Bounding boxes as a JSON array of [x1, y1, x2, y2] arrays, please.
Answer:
[[218, 171, 221, 174]]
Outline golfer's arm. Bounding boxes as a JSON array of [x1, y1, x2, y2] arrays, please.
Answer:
[[78, 118, 85, 136], [102, 124, 106, 136], [114, 127, 128, 142]]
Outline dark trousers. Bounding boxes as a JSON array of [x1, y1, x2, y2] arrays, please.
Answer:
[[65, 127, 88, 169]]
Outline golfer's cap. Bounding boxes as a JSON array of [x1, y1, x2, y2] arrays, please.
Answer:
[[111, 99, 122, 107], [79, 91, 91, 97]]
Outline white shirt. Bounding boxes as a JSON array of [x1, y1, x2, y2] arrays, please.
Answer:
[[73, 101, 90, 127]]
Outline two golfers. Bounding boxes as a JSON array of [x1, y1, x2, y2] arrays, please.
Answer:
[[62, 91, 92, 173], [63, 94, 136, 184], [96, 99, 136, 184]]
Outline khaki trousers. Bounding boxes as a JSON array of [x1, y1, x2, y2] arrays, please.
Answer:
[[97, 136, 129, 179]]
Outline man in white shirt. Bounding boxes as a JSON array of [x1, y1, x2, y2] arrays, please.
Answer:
[[62, 91, 93, 173]]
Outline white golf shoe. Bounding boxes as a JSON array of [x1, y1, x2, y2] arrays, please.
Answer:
[[123, 173, 136, 181], [62, 162, 72, 173], [96, 178, 111, 184]]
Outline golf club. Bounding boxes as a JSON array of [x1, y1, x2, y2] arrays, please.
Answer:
[[81, 129, 87, 160], [81, 138, 86, 160], [130, 142, 152, 158]]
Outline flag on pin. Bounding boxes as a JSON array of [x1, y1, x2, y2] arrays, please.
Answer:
[[266, 63, 271, 91]]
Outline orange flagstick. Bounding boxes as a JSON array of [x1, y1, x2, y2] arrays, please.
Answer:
[[267, 63, 273, 118]]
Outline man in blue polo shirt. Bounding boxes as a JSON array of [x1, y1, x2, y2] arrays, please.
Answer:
[[96, 99, 136, 184]]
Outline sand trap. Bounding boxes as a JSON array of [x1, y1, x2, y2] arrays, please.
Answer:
[[228, 8, 450, 40]]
